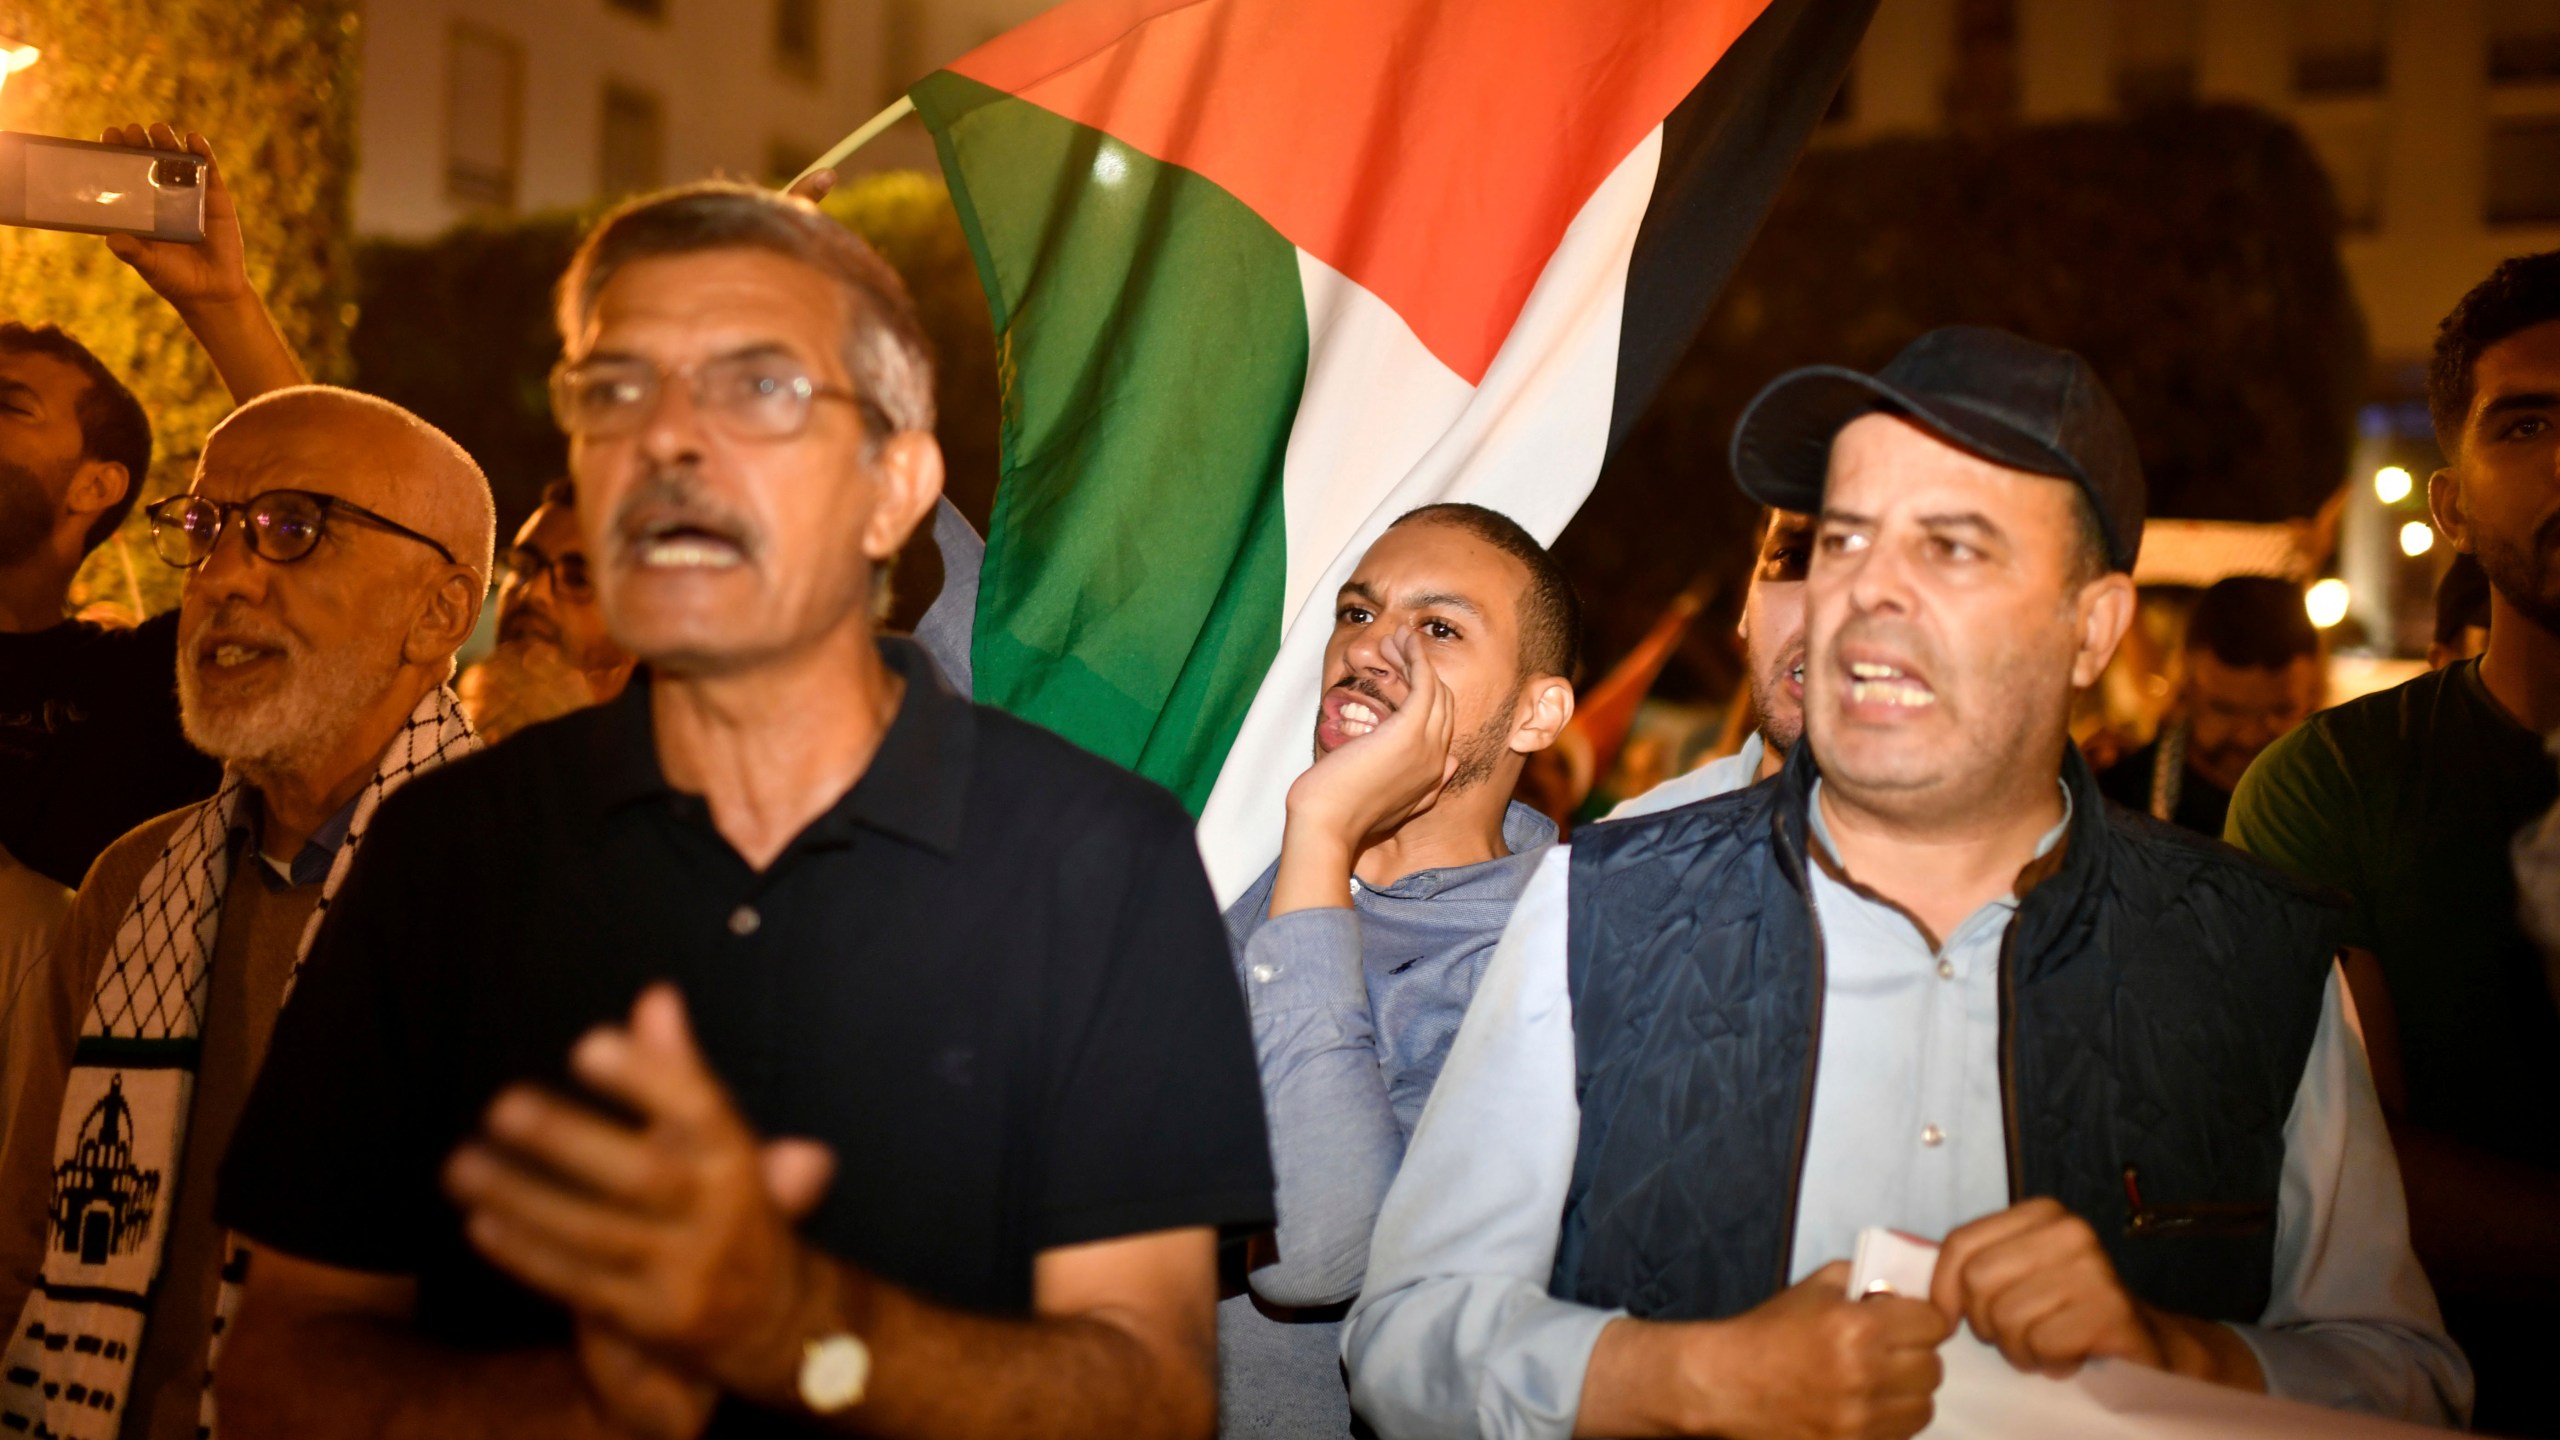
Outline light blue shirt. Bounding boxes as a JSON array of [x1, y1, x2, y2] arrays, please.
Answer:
[[1344, 788, 2473, 1440], [1787, 778, 2037, 1277], [1604, 731, 1765, 821], [1217, 802, 1557, 1439]]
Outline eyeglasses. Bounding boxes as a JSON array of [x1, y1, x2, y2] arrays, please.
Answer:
[[549, 353, 891, 441], [501, 543, 594, 601], [145, 490, 459, 570]]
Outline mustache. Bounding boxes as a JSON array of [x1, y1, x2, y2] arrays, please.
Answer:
[[499, 606, 561, 646], [605, 462, 760, 558], [1326, 674, 1396, 710], [183, 600, 300, 659]]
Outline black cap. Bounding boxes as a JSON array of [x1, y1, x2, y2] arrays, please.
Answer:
[[1729, 325, 2145, 572]]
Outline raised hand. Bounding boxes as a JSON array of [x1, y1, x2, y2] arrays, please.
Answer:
[[1288, 625, 1459, 853], [1270, 626, 1460, 914], [99, 123, 249, 308], [96, 121, 306, 401]]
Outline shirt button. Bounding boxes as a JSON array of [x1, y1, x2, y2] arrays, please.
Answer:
[[1937, 958, 1955, 980], [728, 905, 761, 937], [1921, 1124, 1945, 1147], [1250, 963, 1278, 984]]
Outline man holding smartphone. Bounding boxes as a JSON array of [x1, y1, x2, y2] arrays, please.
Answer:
[[0, 123, 306, 888]]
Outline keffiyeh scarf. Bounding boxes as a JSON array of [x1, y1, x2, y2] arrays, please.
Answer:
[[1, 686, 478, 1440]]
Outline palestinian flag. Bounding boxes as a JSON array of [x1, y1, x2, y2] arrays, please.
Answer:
[[912, 0, 1874, 901]]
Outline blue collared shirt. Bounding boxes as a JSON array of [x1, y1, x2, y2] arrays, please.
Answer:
[[1217, 801, 1556, 1438], [230, 787, 359, 892], [1344, 787, 2472, 1439]]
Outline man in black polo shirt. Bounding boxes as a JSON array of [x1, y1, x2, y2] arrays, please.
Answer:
[[213, 182, 1273, 1440]]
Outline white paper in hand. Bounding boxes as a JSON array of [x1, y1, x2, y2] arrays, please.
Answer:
[[1847, 1226, 1941, 1300]]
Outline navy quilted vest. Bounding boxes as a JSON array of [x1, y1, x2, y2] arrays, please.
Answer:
[[1549, 743, 2341, 1324]]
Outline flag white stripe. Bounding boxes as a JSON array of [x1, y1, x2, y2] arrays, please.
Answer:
[[1196, 124, 1667, 903]]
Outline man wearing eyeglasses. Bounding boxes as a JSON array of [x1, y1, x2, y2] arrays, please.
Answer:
[[0, 123, 306, 892], [459, 477, 636, 743], [0, 384, 495, 1440], [210, 183, 1271, 1440]]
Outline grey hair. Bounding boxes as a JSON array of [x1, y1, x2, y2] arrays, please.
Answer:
[[555, 181, 937, 440]]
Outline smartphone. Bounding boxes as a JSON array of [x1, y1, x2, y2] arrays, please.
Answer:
[[0, 132, 205, 242]]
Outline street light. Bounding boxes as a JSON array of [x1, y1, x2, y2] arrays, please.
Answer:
[[0, 39, 38, 104], [2400, 521, 2435, 557], [2374, 465, 2413, 504], [2306, 578, 2351, 629]]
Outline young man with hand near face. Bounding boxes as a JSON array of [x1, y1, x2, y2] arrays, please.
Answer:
[[1343, 327, 2469, 1440], [1217, 503, 1575, 1437]]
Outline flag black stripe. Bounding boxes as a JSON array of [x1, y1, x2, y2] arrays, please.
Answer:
[[1606, 0, 1881, 458]]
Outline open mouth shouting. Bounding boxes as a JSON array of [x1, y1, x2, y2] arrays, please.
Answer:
[[191, 627, 291, 690], [1314, 680, 1397, 753], [631, 517, 749, 570], [1840, 655, 1937, 715]]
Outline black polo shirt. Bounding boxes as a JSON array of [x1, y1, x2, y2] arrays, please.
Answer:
[[220, 640, 1272, 1364]]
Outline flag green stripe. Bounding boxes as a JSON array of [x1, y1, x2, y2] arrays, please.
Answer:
[[915, 71, 1306, 813]]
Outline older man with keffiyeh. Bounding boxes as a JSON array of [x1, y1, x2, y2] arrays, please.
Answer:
[[0, 384, 493, 1440]]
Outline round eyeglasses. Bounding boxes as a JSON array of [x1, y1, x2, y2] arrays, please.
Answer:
[[548, 353, 892, 442], [145, 490, 459, 570]]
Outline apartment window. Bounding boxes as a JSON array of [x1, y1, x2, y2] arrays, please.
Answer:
[[445, 24, 523, 211], [2490, 0, 2560, 82], [2114, 0, 2199, 110], [2488, 118, 2560, 222], [776, 0, 822, 81], [2299, 115, 2384, 230], [600, 82, 666, 198], [606, 0, 667, 19], [2294, 0, 2388, 95]]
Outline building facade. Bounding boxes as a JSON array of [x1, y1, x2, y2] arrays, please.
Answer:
[[1832, 0, 2560, 373], [352, 0, 1053, 239]]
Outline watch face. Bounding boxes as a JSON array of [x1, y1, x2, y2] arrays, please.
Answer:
[[799, 1333, 871, 1413]]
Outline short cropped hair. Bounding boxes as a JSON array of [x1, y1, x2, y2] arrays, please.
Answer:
[[2065, 488, 2114, 585], [2427, 249, 2560, 457], [2186, 576, 2318, 671], [2435, 551, 2491, 648], [0, 323, 151, 552], [1388, 502, 1582, 681], [555, 181, 936, 442]]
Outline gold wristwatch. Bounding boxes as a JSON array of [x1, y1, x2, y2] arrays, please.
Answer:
[[797, 1332, 871, 1414]]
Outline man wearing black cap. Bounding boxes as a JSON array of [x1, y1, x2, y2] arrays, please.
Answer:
[[1342, 327, 2469, 1440]]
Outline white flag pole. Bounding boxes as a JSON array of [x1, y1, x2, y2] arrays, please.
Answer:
[[791, 95, 919, 192]]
